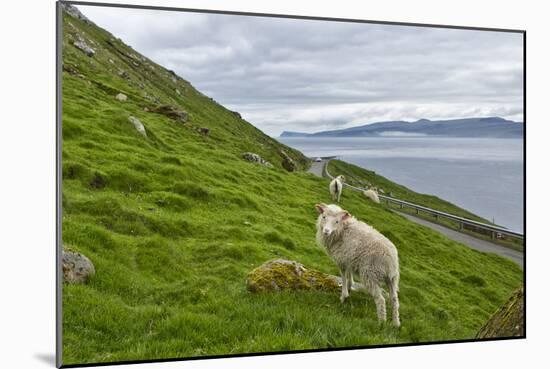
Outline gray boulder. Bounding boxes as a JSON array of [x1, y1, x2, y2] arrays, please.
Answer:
[[128, 116, 147, 137], [62, 251, 95, 284], [242, 152, 273, 168], [118, 70, 130, 79], [73, 38, 95, 57]]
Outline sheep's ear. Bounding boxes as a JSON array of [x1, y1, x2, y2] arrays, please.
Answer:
[[340, 211, 351, 221], [315, 203, 327, 214]]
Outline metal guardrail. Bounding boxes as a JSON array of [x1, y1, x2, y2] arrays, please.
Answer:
[[322, 160, 524, 241]]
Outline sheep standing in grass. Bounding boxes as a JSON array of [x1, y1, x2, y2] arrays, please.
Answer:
[[329, 175, 346, 202], [363, 189, 380, 204], [315, 203, 400, 327]]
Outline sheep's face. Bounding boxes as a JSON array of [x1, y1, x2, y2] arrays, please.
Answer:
[[337, 175, 346, 183], [315, 203, 351, 236]]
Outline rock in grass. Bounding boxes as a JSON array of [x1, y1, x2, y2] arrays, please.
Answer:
[[150, 105, 188, 123], [476, 286, 524, 338], [62, 251, 95, 284], [280, 150, 297, 172], [128, 116, 147, 137], [242, 152, 273, 168], [115, 93, 127, 102], [247, 259, 343, 292], [73, 39, 95, 57]]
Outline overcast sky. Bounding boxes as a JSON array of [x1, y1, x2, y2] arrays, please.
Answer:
[[77, 5, 524, 136]]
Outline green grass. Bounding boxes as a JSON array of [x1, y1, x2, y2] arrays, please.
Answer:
[[328, 159, 524, 250], [61, 9, 523, 365]]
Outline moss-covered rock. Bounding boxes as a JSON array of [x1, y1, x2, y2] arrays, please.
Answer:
[[246, 259, 343, 292], [280, 150, 297, 172], [476, 286, 524, 338]]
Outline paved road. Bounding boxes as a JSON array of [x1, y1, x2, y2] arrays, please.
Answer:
[[308, 159, 524, 269], [308, 160, 326, 177], [397, 212, 523, 268]]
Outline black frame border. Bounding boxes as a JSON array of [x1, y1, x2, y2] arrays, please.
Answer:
[[56, 1, 527, 367]]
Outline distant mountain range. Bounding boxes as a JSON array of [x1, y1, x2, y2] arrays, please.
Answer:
[[280, 117, 524, 138]]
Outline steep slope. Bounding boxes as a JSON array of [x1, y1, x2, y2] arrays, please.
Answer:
[[60, 5, 522, 365], [281, 117, 524, 138]]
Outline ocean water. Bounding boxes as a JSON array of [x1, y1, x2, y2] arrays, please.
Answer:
[[280, 137, 524, 233]]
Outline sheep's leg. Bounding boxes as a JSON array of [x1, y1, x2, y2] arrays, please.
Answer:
[[340, 269, 349, 303], [388, 276, 401, 327], [337, 191, 341, 203], [346, 270, 354, 291], [366, 279, 386, 322]]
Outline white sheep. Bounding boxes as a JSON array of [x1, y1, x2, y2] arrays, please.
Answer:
[[315, 203, 400, 327], [329, 175, 346, 202], [363, 189, 380, 204]]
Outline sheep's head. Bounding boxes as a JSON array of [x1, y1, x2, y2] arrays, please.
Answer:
[[315, 203, 352, 236], [337, 175, 346, 183]]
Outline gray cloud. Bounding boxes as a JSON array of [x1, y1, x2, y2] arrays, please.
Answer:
[[77, 5, 524, 136]]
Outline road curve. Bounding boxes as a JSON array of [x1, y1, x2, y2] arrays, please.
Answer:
[[308, 160, 326, 177], [308, 160, 524, 269]]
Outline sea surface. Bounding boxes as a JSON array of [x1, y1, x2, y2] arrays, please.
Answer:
[[280, 137, 524, 233]]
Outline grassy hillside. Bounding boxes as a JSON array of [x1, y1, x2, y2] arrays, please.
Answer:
[[61, 7, 523, 366]]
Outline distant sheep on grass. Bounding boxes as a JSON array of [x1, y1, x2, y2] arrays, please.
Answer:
[[329, 175, 346, 202], [363, 189, 380, 204], [315, 203, 401, 327]]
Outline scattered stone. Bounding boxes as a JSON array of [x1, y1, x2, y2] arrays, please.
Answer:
[[128, 116, 147, 137], [231, 111, 242, 119], [73, 38, 95, 57], [143, 107, 149, 112], [476, 286, 524, 339], [280, 150, 297, 172], [62, 64, 80, 76], [115, 93, 127, 102], [242, 152, 273, 168], [244, 221, 252, 226], [118, 70, 129, 79], [62, 250, 95, 284], [175, 89, 181, 95], [109, 58, 114, 64], [246, 259, 362, 293], [199, 127, 210, 136], [150, 105, 188, 123]]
